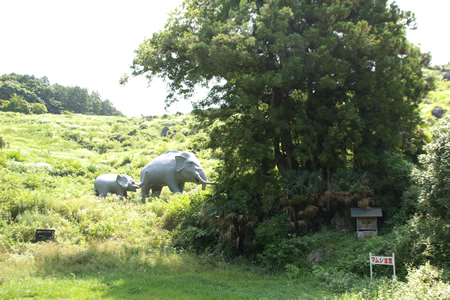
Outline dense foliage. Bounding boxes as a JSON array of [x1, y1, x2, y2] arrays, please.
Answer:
[[0, 73, 123, 116], [402, 118, 450, 269], [130, 0, 433, 255]]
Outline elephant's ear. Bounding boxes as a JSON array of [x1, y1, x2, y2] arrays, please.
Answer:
[[116, 174, 128, 188], [175, 155, 187, 172]]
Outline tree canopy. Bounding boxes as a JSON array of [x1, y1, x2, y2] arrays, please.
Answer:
[[130, 0, 433, 253], [0, 74, 124, 116], [132, 0, 431, 177]]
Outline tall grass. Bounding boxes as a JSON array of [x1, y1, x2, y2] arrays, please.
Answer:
[[1, 111, 448, 298]]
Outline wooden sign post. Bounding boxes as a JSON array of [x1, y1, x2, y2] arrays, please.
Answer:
[[370, 252, 395, 279]]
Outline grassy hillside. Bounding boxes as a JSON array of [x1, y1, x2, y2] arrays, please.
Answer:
[[1, 87, 449, 299], [420, 64, 450, 125], [0, 112, 336, 299], [0, 112, 215, 243]]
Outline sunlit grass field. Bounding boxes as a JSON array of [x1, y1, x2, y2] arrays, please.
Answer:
[[1, 93, 449, 299], [0, 112, 335, 299], [1, 242, 335, 299]]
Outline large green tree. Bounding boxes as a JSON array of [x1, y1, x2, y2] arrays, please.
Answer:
[[130, 0, 432, 253], [131, 0, 431, 177]]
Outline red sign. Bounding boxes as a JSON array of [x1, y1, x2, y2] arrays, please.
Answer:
[[370, 253, 396, 279], [371, 256, 394, 265]]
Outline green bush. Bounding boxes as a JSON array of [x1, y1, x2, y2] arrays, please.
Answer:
[[0, 135, 6, 149], [30, 103, 47, 114], [400, 118, 450, 269], [51, 158, 87, 177], [341, 263, 450, 300], [312, 265, 362, 293], [257, 235, 317, 271], [254, 213, 292, 247], [158, 191, 217, 252], [370, 151, 415, 219], [5, 150, 26, 162], [162, 191, 208, 231], [1, 95, 31, 114]]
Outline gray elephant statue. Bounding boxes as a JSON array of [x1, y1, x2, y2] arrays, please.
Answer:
[[94, 174, 141, 200], [140, 150, 213, 199]]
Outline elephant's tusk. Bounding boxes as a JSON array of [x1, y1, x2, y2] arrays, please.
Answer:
[[196, 174, 214, 185]]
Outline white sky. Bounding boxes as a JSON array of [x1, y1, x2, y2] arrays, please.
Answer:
[[1, 0, 449, 117]]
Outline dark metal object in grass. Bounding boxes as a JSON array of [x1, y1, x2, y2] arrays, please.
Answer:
[[32, 229, 55, 242]]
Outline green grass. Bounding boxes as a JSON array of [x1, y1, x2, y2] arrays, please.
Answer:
[[421, 66, 450, 126], [0, 242, 334, 299], [0, 111, 335, 298], [0, 107, 448, 299]]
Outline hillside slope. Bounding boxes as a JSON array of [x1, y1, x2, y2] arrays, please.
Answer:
[[420, 64, 450, 124]]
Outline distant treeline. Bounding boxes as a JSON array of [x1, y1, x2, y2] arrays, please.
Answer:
[[0, 73, 124, 116]]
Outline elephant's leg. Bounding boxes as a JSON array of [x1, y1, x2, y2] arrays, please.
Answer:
[[100, 192, 107, 199], [151, 187, 163, 197], [167, 183, 181, 193], [141, 185, 151, 202]]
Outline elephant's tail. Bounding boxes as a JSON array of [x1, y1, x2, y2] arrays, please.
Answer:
[[138, 171, 148, 188]]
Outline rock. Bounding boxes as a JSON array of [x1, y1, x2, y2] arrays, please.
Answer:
[[189, 130, 197, 136], [111, 134, 122, 142], [161, 126, 170, 137], [442, 73, 450, 81], [307, 247, 334, 264], [116, 120, 126, 123], [431, 106, 445, 118], [332, 211, 349, 230], [297, 220, 308, 234], [139, 124, 148, 130], [424, 100, 431, 104], [142, 116, 158, 122]]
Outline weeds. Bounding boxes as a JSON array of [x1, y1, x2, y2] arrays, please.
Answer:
[[0, 111, 448, 298]]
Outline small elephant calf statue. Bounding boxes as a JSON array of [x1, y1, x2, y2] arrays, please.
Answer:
[[94, 174, 141, 200]]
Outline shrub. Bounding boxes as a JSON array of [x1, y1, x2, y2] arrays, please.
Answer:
[[312, 265, 362, 293], [0, 135, 6, 149], [160, 191, 217, 252], [51, 158, 87, 177], [254, 213, 292, 247], [257, 235, 317, 271], [369, 151, 415, 219], [30, 103, 48, 114], [119, 155, 132, 166], [95, 142, 114, 154], [2, 95, 31, 114], [6, 150, 26, 162], [404, 118, 450, 269], [341, 263, 450, 300]]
